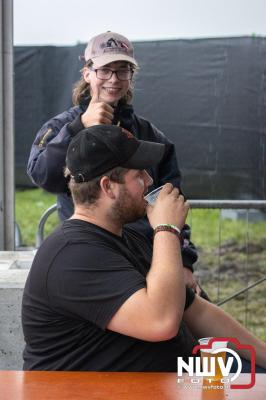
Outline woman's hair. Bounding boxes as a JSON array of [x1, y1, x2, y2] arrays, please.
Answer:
[[72, 61, 136, 106], [65, 166, 128, 206]]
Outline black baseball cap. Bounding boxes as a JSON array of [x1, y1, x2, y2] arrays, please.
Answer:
[[66, 125, 165, 183]]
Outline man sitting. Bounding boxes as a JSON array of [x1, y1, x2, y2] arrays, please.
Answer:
[[22, 125, 266, 371]]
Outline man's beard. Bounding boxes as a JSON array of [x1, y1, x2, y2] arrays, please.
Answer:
[[109, 186, 147, 226]]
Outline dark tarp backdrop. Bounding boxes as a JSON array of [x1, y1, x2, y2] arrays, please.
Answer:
[[15, 37, 266, 199]]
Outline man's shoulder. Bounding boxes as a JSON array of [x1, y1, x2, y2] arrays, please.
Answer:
[[58, 220, 131, 257], [34, 223, 68, 258], [61, 219, 116, 243], [37, 220, 151, 266], [29, 221, 106, 275]]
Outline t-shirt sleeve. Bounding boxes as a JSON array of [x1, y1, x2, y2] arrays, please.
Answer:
[[47, 243, 146, 330]]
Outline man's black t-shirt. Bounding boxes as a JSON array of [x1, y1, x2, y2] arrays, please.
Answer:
[[22, 219, 196, 371]]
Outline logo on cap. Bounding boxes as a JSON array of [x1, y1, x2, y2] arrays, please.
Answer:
[[101, 38, 129, 54]]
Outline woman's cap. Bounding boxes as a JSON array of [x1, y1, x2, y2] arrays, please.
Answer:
[[84, 31, 138, 68]]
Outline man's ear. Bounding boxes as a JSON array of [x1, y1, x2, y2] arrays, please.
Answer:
[[83, 67, 91, 84], [100, 176, 116, 199]]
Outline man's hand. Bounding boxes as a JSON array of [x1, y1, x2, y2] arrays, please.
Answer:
[[146, 183, 189, 231], [81, 86, 114, 127], [183, 267, 201, 295], [184, 295, 266, 369]]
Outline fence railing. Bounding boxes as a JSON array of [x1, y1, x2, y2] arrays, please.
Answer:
[[35, 204, 57, 248], [36, 200, 266, 248], [189, 199, 266, 210]]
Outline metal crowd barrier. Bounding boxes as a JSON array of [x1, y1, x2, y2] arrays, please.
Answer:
[[35, 204, 57, 248], [189, 200, 266, 309]]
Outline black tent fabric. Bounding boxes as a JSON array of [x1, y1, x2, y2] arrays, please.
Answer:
[[15, 37, 266, 199]]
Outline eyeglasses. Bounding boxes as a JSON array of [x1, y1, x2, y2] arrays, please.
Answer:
[[90, 67, 133, 81]]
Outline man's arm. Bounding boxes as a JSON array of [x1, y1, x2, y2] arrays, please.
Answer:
[[183, 295, 266, 368], [107, 232, 185, 341], [107, 184, 189, 342]]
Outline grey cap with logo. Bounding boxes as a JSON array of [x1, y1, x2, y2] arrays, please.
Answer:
[[84, 31, 138, 68]]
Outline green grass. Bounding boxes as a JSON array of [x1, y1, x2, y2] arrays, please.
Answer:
[[188, 209, 266, 249], [15, 188, 266, 340], [16, 188, 59, 246]]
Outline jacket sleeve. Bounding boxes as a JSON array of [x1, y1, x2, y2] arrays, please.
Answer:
[[27, 108, 82, 193]]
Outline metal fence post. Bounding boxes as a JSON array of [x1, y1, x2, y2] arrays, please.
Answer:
[[0, 0, 14, 250]]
